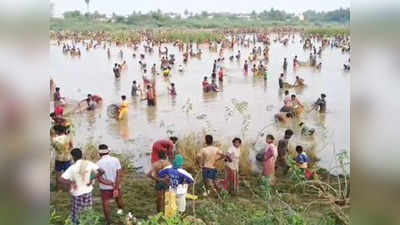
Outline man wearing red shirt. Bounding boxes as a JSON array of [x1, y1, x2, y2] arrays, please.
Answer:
[[151, 137, 178, 164]]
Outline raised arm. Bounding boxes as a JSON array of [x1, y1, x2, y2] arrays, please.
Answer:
[[216, 151, 226, 161], [146, 165, 159, 182]]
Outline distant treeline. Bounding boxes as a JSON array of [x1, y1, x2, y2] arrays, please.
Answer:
[[50, 8, 349, 31]]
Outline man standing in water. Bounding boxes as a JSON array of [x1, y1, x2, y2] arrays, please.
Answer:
[[96, 144, 124, 224], [312, 93, 327, 113], [131, 81, 138, 97], [212, 60, 217, 73], [277, 129, 294, 175], [53, 87, 66, 106], [197, 135, 225, 196], [113, 63, 120, 78], [147, 152, 171, 212], [278, 73, 284, 89], [143, 84, 155, 106], [283, 58, 288, 72]]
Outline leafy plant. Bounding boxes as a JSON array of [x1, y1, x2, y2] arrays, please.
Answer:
[[49, 207, 62, 225], [287, 212, 307, 225], [288, 158, 306, 183], [140, 213, 190, 225], [64, 209, 102, 225], [258, 176, 272, 200], [247, 211, 274, 225]]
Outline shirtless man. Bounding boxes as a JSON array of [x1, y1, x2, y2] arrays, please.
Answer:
[[79, 94, 103, 111], [147, 152, 171, 212], [290, 94, 304, 116], [53, 87, 66, 107], [311, 93, 327, 113], [196, 135, 225, 196], [293, 76, 305, 87]]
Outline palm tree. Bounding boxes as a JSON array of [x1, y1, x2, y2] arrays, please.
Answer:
[[84, 0, 90, 13]]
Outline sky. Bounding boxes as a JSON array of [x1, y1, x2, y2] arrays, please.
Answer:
[[52, 0, 350, 17]]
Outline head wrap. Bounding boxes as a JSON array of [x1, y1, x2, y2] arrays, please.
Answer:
[[173, 154, 184, 168]]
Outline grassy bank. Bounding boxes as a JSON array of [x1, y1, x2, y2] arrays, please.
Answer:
[[50, 17, 313, 32], [50, 135, 349, 225], [304, 27, 350, 37]]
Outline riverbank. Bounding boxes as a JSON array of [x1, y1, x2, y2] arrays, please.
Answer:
[[49, 136, 349, 225]]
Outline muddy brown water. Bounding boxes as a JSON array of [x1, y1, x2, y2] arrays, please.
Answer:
[[50, 34, 350, 174]]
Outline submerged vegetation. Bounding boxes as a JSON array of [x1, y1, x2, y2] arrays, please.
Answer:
[[305, 27, 350, 37]]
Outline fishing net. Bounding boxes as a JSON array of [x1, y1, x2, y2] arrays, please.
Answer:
[[107, 104, 119, 118]]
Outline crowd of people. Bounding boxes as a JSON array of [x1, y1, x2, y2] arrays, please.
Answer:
[[50, 29, 346, 224]]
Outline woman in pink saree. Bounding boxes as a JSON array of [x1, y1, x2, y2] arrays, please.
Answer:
[[262, 134, 278, 185]]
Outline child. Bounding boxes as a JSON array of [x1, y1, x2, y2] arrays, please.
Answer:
[[158, 155, 194, 213], [295, 145, 309, 169], [223, 137, 241, 194], [295, 145, 313, 180]]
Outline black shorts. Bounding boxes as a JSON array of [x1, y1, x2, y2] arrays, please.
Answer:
[[148, 99, 155, 106], [155, 182, 168, 191], [54, 160, 71, 172]]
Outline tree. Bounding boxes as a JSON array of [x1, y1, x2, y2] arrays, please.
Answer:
[[63, 10, 81, 18], [251, 10, 257, 19], [184, 9, 189, 17], [84, 0, 90, 13]]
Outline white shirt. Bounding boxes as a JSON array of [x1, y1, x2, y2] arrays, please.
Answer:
[[97, 155, 122, 190], [226, 146, 240, 171], [61, 159, 99, 196]]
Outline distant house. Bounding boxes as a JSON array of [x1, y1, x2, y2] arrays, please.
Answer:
[[237, 14, 251, 20]]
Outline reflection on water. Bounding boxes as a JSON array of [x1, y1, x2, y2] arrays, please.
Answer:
[[118, 118, 130, 141], [50, 34, 350, 173], [114, 78, 121, 93], [145, 106, 157, 123]]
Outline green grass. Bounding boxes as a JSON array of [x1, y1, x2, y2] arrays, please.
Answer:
[[305, 27, 350, 37]]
